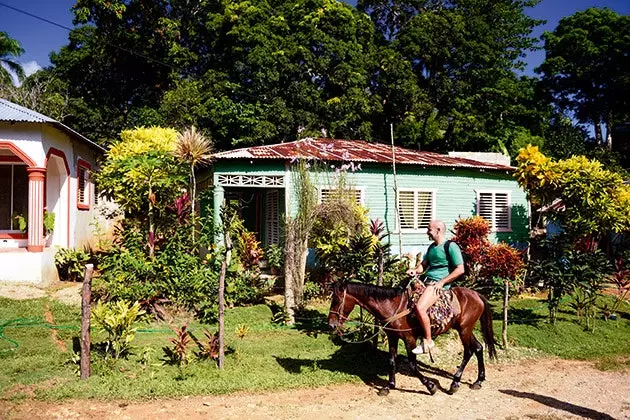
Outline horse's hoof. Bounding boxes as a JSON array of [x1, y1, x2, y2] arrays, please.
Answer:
[[378, 387, 390, 396], [388, 382, 396, 389], [470, 381, 482, 390], [448, 382, 460, 395], [426, 382, 438, 395]]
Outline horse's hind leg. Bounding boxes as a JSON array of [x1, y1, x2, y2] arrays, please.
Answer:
[[405, 337, 437, 395], [471, 333, 486, 390], [449, 327, 480, 394]]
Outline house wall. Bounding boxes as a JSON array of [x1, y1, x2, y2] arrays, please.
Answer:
[[0, 122, 107, 285], [210, 159, 529, 258]]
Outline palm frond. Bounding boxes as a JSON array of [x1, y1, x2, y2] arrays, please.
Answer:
[[175, 126, 213, 167]]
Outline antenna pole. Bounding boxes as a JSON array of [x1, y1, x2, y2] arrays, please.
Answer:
[[391, 123, 403, 256]]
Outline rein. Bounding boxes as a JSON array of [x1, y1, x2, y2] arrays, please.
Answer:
[[333, 286, 420, 343]]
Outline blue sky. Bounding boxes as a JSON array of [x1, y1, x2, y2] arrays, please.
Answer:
[[1, 0, 629, 78]]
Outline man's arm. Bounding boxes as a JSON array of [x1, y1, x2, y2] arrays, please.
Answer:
[[407, 259, 429, 276], [436, 264, 464, 288]]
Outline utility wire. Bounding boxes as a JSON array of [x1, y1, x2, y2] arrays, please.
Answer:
[[0, 0, 178, 70]]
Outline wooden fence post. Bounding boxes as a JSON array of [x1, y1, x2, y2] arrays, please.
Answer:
[[80, 264, 94, 380]]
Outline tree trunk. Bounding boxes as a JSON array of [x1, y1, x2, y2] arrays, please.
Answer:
[[377, 249, 384, 286], [80, 264, 94, 380], [605, 112, 614, 151], [191, 164, 196, 244], [294, 238, 309, 307], [148, 184, 155, 258], [284, 222, 296, 324], [502, 279, 509, 348], [218, 223, 232, 369], [594, 119, 603, 146]]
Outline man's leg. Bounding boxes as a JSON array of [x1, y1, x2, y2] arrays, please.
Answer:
[[412, 285, 439, 354]]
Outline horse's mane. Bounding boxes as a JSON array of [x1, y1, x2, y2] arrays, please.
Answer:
[[346, 282, 404, 299]]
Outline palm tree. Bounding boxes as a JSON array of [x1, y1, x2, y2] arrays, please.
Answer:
[[175, 126, 213, 243], [0, 32, 25, 86]]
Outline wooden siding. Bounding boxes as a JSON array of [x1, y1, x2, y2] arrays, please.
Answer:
[[207, 160, 528, 255]]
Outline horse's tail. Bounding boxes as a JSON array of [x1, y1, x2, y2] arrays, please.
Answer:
[[479, 293, 498, 361]]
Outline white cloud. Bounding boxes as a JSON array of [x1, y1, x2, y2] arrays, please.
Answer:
[[1, 60, 43, 86], [22, 61, 42, 78]]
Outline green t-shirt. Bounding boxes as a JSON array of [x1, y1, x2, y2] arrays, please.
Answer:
[[422, 240, 464, 287]]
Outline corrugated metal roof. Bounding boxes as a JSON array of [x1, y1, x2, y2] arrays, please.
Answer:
[[0, 98, 104, 151], [213, 138, 513, 170]]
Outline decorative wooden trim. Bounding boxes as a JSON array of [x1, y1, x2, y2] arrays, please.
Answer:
[[46, 148, 71, 247], [0, 141, 37, 167], [0, 233, 27, 239], [0, 156, 24, 163], [46, 147, 71, 176], [217, 174, 284, 187]]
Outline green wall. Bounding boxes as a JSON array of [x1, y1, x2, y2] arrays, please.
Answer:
[[207, 159, 529, 256]]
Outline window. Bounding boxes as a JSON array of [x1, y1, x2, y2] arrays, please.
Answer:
[[0, 164, 28, 231], [319, 188, 363, 205], [477, 191, 511, 232], [77, 159, 91, 210], [398, 189, 436, 231]]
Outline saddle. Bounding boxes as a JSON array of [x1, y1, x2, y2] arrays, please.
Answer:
[[410, 282, 460, 335]]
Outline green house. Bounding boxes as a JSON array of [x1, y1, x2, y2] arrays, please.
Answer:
[[204, 138, 529, 256]]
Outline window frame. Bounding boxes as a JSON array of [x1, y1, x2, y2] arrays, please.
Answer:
[[77, 159, 91, 210], [318, 187, 365, 206], [0, 163, 28, 236], [476, 190, 512, 232], [396, 188, 437, 233]]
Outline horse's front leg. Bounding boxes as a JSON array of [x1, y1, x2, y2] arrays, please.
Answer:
[[405, 336, 437, 395], [387, 333, 398, 389]]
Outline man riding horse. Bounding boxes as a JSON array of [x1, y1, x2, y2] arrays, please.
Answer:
[[407, 220, 465, 355]]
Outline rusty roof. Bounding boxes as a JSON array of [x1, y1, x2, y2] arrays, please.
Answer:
[[212, 138, 513, 170]]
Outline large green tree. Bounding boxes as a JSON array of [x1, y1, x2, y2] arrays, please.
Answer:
[[537, 8, 630, 149], [0, 31, 24, 86], [361, 0, 545, 151], [161, 0, 381, 150]]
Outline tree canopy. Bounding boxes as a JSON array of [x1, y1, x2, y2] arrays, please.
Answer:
[[7, 0, 626, 159], [537, 8, 630, 149], [0, 31, 25, 85]]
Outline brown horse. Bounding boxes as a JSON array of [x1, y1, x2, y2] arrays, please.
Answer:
[[327, 281, 497, 395]]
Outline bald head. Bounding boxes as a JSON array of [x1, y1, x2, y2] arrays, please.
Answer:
[[427, 220, 446, 244]]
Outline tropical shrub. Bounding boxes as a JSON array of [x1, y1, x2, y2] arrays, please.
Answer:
[[265, 244, 284, 272], [54, 247, 92, 282], [91, 300, 145, 359]]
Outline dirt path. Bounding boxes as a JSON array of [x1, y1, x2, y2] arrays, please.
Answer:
[[3, 358, 629, 419]]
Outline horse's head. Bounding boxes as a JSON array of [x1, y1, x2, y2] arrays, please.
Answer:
[[327, 281, 352, 330]]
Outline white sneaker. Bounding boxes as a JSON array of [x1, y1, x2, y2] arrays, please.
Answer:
[[412, 340, 435, 355]]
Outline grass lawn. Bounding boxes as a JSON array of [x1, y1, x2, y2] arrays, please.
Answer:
[[1, 292, 629, 401]]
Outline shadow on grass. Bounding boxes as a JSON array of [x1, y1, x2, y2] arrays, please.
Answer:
[[274, 337, 462, 395], [293, 308, 329, 333], [505, 307, 547, 326], [499, 389, 615, 420]]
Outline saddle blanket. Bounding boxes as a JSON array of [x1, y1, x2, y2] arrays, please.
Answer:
[[410, 284, 457, 334]]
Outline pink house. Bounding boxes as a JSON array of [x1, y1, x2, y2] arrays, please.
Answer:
[[0, 99, 107, 285]]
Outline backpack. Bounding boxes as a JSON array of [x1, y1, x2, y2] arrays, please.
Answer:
[[428, 239, 468, 282]]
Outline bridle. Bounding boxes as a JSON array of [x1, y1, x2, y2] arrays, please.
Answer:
[[328, 288, 348, 324]]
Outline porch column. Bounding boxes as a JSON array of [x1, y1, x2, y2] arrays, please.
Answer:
[[213, 185, 225, 245], [27, 167, 46, 252]]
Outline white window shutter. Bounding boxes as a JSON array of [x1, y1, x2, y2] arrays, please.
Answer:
[[495, 193, 510, 230], [417, 191, 433, 229], [265, 190, 279, 245], [398, 191, 416, 229]]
